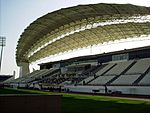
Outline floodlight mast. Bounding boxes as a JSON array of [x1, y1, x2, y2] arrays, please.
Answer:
[[0, 36, 6, 72]]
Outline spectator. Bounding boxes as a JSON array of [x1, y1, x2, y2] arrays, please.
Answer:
[[104, 85, 108, 94]]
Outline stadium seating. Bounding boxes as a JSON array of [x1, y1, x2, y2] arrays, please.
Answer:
[[138, 72, 150, 85], [111, 74, 141, 85], [104, 60, 135, 75], [9, 69, 60, 84], [6, 57, 150, 89], [79, 76, 95, 85], [95, 63, 116, 76], [65, 63, 91, 75], [125, 58, 150, 74], [40, 74, 68, 85], [88, 75, 116, 85]]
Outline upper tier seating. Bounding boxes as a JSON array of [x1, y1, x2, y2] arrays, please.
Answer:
[[95, 63, 116, 76], [65, 63, 90, 75], [125, 58, 150, 74], [104, 60, 134, 75]]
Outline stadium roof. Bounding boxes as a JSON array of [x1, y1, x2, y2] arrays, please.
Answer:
[[16, 3, 150, 65], [39, 46, 150, 66]]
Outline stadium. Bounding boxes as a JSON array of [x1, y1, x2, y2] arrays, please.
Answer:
[[3, 3, 150, 96]]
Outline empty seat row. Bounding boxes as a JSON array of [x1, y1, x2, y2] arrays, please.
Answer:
[[89, 75, 116, 85], [125, 58, 150, 74], [95, 63, 115, 76], [104, 60, 134, 75], [111, 74, 141, 85], [138, 72, 150, 85]]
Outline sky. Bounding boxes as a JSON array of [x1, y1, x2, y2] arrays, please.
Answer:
[[0, 0, 150, 78]]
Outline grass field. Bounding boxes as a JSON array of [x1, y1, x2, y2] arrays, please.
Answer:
[[0, 88, 150, 113]]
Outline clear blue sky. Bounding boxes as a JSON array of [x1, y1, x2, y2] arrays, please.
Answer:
[[0, 0, 150, 77]]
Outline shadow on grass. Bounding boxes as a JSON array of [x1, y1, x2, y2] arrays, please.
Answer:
[[0, 88, 38, 94], [1, 88, 149, 113], [62, 96, 150, 113]]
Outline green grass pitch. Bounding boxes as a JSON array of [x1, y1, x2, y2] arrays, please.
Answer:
[[0, 88, 150, 113]]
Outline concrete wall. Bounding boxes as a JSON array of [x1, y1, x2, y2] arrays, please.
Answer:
[[65, 85, 150, 95], [0, 95, 62, 113]]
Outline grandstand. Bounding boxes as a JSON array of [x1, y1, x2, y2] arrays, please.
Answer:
[[6, 46, 150, 95], [3, 3, 150, 96]]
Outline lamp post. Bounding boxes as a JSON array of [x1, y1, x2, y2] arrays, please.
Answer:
[[0, 36, 6, 71]]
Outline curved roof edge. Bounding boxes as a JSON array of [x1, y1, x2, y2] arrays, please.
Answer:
[[16, 3, 150, 65]]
